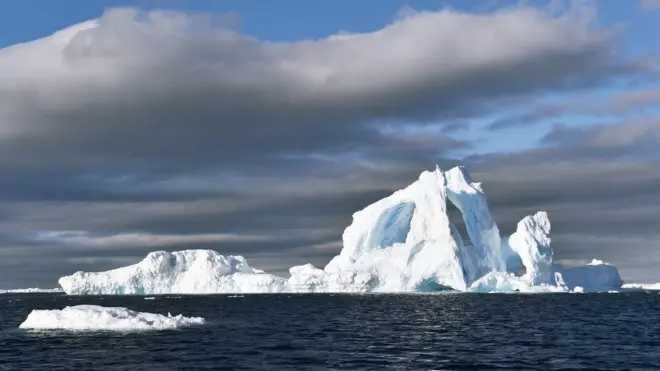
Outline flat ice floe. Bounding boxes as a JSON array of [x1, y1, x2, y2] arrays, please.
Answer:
[[19, 305, 205, 331], [1, 288, 63, 294]]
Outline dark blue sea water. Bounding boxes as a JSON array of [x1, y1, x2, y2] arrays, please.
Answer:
[[1, 292, 660, 370]]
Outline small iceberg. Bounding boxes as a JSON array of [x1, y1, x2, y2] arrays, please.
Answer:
[[19, 305, 205, 331]]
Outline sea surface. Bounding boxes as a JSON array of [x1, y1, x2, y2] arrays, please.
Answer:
[[1, 292, 660, 370]]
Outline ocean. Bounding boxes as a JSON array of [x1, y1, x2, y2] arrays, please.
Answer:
[[2, 292, 659, 370]]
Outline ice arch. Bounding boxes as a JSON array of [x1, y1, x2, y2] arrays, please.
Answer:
[[366, 202, 416, 249]]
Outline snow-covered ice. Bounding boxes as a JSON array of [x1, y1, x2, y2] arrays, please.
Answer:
[[59, 250, 288, 295], [19, 305, 205, 331], [58, 165, 626, 295], [506, 212, 553, 285], [554, 259, 623, 292], [0, 288, 63, 294]]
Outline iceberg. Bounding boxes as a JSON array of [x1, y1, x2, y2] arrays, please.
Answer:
[[58, 165, 625, 295], [553, 259, 623, 292], [59, 250, 288, 295], [19, 305, 205, 331], [506, 212, 553, 286], [316, 166, 470, 292], [288, 165, 622, 293]]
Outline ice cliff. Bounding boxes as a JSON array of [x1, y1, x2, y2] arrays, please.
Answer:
[[58, 166, 623, 295]]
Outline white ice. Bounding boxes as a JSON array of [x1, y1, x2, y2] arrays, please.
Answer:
[[315, 166, 469, 292], [553, 259, 623, 292], [506, 212, 553, 285], [0, 288, 63, 294], [58, 165, 626, 295], [622, 282, 660, 291], [59, 250, 288, 295], [19, 305, 205, 331]]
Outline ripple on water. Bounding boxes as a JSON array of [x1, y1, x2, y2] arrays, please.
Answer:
[[1, 292, 660, 370]]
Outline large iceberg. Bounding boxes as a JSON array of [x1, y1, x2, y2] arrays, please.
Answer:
[[19, 305, 205, 331], [288, 166, 622, 293], [58, 166, 624, 295]]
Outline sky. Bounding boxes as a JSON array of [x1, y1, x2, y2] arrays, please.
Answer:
[[0, 0, 659, 288]]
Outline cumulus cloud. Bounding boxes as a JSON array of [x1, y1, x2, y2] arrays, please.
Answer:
[[0, 4, 636, 172]]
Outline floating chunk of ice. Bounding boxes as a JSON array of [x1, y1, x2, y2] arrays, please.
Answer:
[[19, 305, 205, 331]]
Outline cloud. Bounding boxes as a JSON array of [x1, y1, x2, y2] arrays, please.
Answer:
[[540, 117, 660, 152], [31, 230, 271, 248], [0, 4, 638, 173], [639, 0, 660, 10], [487, 88, 660, 131], [588, 119, 660, 148], [609, 89, 660, 111], [0, 4, 658, 287]]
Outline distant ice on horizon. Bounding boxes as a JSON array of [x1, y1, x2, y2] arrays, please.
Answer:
[[0, 288, 63, 294], [622, 283, 660, 291], [58, 165, 625, 295]]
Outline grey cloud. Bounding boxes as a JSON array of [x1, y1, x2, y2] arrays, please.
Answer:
[[0, 5, 641, 174], [538, 123, 590, 146], [479, 168, 660, 237], [589, 119, 660, 147], [0, 168, 219, 203], [487, 105, 571, 130], [487, 88, 660, 131], [640, 0, 660, 10], [609, 89, 660, 111], [540, 118, 660, 151]]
